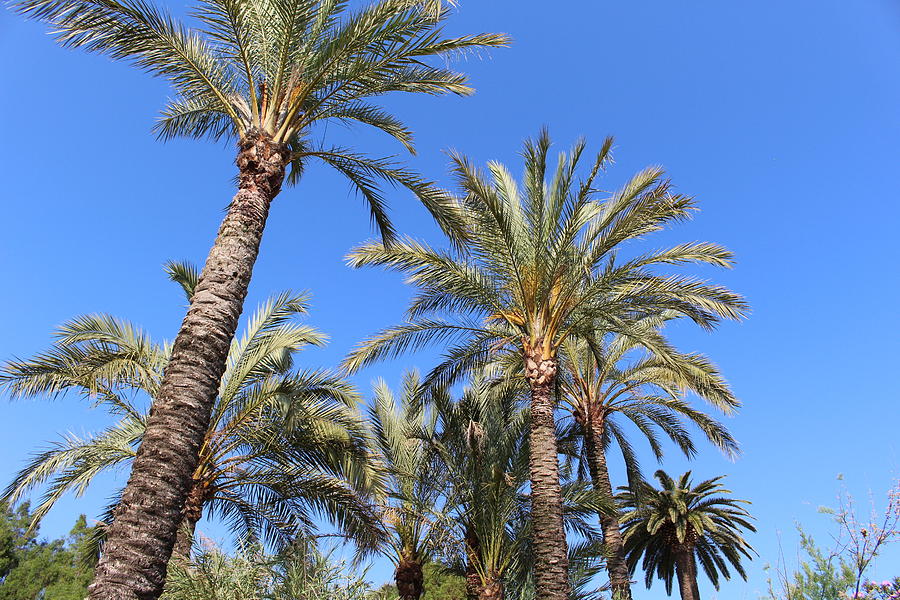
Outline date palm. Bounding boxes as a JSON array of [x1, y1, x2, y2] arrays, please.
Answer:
[[0, 263, 381, 566], [557, 319, 739, 600], [343, 131, 747, 600], [429, 370, 607, 600], [9, 0, 506, 595], [428, 371, 528, 600], [618, 470, 756, 600], [367, 371, 451, 600]]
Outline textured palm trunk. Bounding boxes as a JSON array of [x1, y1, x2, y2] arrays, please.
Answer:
[[582, 415, 632, 600], [170, 482, 206, 562], [88, 130, 290, 600], [465, 526, 481, 600], [395, 552, 424, 600], [524, 346, 570, 600], [479, 572, 504, 600], [674, 548, 701, 600]]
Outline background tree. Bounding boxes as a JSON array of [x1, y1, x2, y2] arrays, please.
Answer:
[[367, 372, 450, 600], [618, 470, 755, 600], [428, 371, 530, 600], [0, 506, 98, 600], [557, 319, 739, 600], [344, 131, 747, 600], [1, 264, 381, 564], [9, 0, 507, 594], [763, 480, 900, 600]]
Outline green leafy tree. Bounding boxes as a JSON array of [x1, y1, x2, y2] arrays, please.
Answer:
[[1, 264, 381, 566], [10, 0, 507, 594], [762, 528, 856, 600], [557, 318, 739, 600], [0, 510, 98, 600], [343, 131, 747, 600], [618, 470, 755, 600], [0, 502, 33, 580], [763, 481, 900, 600], [421, 562, 466, 600]]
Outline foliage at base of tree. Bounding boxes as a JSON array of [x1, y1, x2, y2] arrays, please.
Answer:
[[0, 502, 97, 600]]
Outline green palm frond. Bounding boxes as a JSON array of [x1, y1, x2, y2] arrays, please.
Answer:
[[13, 0, 509, 243], [1, 267, 381, 556], [344, 131, 747, 391]]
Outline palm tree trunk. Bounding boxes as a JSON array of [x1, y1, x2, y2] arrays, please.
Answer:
[[395, 552, 424, 600], [479, 572, 503, 600], [170, 482, 206, 562], [88, 130, 290, 600], [583, 418, 632, 600], [674, 548, 701, 600], [524, 347, 570, 600], [465, 526, 480, 600]]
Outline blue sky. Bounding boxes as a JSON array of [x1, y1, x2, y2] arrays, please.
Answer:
[[2, 0, 900, 598]]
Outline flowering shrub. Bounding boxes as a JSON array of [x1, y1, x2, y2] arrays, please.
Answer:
[[857, 577, 900, 600]]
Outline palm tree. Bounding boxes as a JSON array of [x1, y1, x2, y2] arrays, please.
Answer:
[[427, 371, 528, 600], [557, 318, 740, 600], [10, 0, 507, 594], [427, 370, 609, 600], [367, 371, 451, 600], [342, 131, 748, 600], [618, 470, 756, 600], [1, 263, 382, 566]]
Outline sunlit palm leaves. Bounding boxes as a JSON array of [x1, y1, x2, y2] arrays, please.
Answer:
[[366, 372, 448, 567], [558, 318, 740, 489], [0, 264, 381, 551], [11, 0, 508, 241], [343, 129, 748, 382]]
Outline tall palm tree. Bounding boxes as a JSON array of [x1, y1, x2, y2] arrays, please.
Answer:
[[618, 470, 756, 600], [1, 263, 382, 565], [10, 0, 507, 595], [557, 319, 739, 600], [342, 131, 747, 600], [367, 371, 451, 600]]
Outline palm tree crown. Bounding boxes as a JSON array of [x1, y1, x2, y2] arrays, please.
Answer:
[[13, 0, 508, 240], [343, 130, 747, 600], [366, 371, 450, 600], [343, 130, 746, 382], [0, 264, 381, 556], [618, 470, 756, 600]]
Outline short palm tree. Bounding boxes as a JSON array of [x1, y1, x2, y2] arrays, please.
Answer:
[[10, 0, 506, 595], [428, 371, 529, 600], [557, 318, 739, 600], [1, 264, 381, 565], [618, 470, 756, 600], [343, 131, 747, 600], [367, 371, 450, 600]]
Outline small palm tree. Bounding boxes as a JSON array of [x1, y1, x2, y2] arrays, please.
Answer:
[[431, 371, 608, 600], [10, 0, 507, 594], [618, 470, 756, 600], [367, 372, 451, 600], [428, 371, 528, 600], [1, 264, 381, 564], [557, 317, 739, 600], [343, 131, 747, 600]]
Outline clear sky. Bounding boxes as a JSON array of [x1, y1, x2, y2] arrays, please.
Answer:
[[2, 1, 899, 598]]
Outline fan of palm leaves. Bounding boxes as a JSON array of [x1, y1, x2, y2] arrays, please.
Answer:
[[618, 470, 756, 599], [0, 262, 383, 554]]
